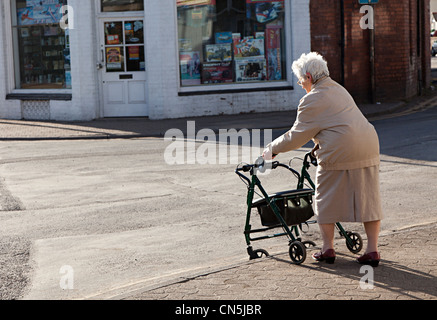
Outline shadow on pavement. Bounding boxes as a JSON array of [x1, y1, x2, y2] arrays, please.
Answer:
[[270, 253, 437, 299]]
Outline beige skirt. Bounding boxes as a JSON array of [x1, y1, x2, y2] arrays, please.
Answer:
[[315, 165, 383, 224]]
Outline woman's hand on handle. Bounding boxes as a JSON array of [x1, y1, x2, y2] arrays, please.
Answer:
[[311, 144, 319, 158], [262, 145, 277, 160]]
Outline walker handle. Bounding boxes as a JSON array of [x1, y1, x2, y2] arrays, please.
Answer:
[[235, 158, 298, 179], [304, 152, 318, 167]]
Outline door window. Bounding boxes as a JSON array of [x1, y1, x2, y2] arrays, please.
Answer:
[[104, 20, 145, 72]]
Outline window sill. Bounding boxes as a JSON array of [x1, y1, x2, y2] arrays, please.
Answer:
[[178, 85, 294, 96], [6, 93, 72, 101]]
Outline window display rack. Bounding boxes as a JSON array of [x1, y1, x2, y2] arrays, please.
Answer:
[[18, 26, 71, 89]]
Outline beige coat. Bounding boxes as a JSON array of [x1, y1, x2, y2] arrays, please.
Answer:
[[269, 76, 383, 223], [269, 76, 380, 170]]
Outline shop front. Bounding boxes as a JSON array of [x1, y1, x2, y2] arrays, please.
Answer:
[[0, 0, 310, 121]]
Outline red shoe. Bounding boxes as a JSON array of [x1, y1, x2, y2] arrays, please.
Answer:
[[357, 252, 380, 267], [312, 249, 336, 264]]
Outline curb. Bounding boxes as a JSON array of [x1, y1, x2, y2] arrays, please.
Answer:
[[4, 91, 437, 141], [84, 257, 258, 300]]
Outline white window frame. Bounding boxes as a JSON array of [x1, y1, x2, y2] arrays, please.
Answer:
[[97, 0, 144, 17], [7, 0, 72, 94], [4, 0, 17, 95], [175, 0, 294, 94]]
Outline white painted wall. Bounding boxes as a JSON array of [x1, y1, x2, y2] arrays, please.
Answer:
[[0, 0, 21, 119], [0, 0, 311, 121]]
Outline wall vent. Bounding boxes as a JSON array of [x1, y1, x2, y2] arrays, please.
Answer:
[[21, 100, 50, 120]]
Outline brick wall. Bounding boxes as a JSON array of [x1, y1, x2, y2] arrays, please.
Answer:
[[309, 0, 343, 83], [343, 0, 371, 102], [310, 0, 431, 104]]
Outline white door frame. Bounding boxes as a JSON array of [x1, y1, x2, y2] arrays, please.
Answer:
[[95, 3, 147, 118]]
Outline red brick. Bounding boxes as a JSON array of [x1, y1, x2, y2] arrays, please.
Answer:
[[310, 0, 430, 103]]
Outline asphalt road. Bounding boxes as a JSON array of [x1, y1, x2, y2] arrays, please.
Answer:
[[0, 105, 436, 300]]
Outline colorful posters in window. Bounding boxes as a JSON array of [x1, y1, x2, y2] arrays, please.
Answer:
[[18, 0, 64, 26], [202, 62, 233, 84], [215, 32, 233, 44], [235, 58, 267, 82], [106, 34, 120, 45], [205, 44, 232, 62], [233, 38, 265, 60], [180, 51, 201, 85], [266, 27, 282, 80], [106, 47, 122, 70], [246, 0, 284, 24], [128, 46, 140, 61]]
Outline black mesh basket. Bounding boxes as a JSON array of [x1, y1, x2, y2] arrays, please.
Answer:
[[252, 189, 315, 227]]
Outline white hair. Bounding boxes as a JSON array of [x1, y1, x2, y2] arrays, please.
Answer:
[[292, 52, 330, 82]]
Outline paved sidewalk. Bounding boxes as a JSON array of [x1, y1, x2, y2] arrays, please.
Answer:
[[2, 91, 437, 140], [125, 222, 437, 300]]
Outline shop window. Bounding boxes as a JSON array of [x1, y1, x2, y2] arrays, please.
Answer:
[[177, 0, 287, 87], [11, 0, 71, 89], [101, 0, 144, 12]]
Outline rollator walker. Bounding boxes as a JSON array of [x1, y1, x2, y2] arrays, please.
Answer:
[[235, 153, 363, 265]]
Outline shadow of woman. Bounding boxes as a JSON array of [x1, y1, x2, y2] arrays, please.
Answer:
[[271, 252, 437, 299]]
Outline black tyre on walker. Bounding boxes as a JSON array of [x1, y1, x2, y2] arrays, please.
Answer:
[[289, 241, 306, 264], [345, 232, 363, 254], [250, 249, 269, 260]]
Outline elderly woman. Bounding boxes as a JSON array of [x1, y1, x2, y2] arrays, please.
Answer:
[[263, 52, 383, 266]]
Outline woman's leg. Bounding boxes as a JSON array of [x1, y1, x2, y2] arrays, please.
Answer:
[[318, 223, 335, 252], [363, 220, 381, 253]]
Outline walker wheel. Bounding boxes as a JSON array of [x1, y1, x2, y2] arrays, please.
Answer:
[[302, 240, 316, 248], [289, 241, 307, 265], [345, 232, 363, 254], [249, 249, 269, 260]]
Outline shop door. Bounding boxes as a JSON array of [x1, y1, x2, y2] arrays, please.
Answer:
[[99, 19, 147, 117]]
